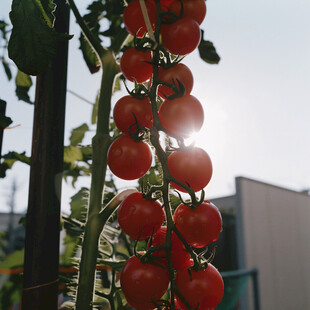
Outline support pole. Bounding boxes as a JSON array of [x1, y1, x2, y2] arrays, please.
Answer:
[[22, 1, 70, 309]]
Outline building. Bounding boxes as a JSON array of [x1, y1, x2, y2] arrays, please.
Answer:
[[212, 177, 310, 310]]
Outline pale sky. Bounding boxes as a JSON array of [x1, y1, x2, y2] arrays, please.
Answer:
[[0, 0, 310, 213]]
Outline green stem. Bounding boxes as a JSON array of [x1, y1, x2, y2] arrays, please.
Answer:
[[75, 54, 119, 310]]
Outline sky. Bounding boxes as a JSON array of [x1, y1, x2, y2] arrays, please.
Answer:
[[0, 0, 310, 214]]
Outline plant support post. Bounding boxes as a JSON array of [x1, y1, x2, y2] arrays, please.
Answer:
[[22, 1, 70, 309]]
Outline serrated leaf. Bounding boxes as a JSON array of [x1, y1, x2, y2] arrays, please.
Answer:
[[69, 123, 89, 146], [63, 146, 83, 164], [79, 33, 101, 74], [8, 0, 73, 75], [198, 31, 220, 65], [1, 58, 12, 81], [0, 249, 24, 269], [15, 70, 33, 104], [69, 187, 89, 220]]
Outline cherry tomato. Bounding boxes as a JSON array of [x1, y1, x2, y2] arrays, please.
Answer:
[[121, 255, 169, 304], [120, 47, 153, 83], [169, 0, 207, 25], [173, 201, 222, 248], [175, 264, 224, 309], [150, 226, 192, 270], [168, 147, 212, 192], [125, 293, 155, 310], [118, 192, 165, 240], [157, 63, 194, 98], [158, 94, 204, 138], [113, 95, 153, 134], [123, 0, 157, 37], [107, 135, 152, 180], [161, 17, 201, 55]]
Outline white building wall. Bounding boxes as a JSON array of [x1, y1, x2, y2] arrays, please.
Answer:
[[236, 177, 310, 310]]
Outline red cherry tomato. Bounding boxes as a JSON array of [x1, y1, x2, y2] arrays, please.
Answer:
[[113, 95, 153, 134], [107, 135, 152, 180], [120, 47, 153, 83], [161, 17, 201, 55], [168, 147, 212, 192], [169, 0, 207, 25], [124, 293, 155, 310], [121, 255, 169, 304], [175, 264, 224, 309], [173, 201, 222, 248], [158, 94, 204, 138], [150, 226, 192, 270], [123, 0, 157, 37], [118, 192, 165, 240], [157, 63, 194, 98]]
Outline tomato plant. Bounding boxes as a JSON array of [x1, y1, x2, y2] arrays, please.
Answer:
[[161, 17, 201, 55], [107, 135, 152, 180], [173, 201, 222, 248], [117, 192, 165, 240], [158, 94, 204, 138], [120, 47, 153, 83], [175, 263, 224, 309], [157, 63, 194, 98], [113, 95, 153, 134], [123, 0, 157, 37], [120, 255, 170, 305], [168, 146, 213, 192]]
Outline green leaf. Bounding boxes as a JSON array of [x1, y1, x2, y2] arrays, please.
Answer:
[[69, 123, 89, 146], [69, 187, 89, 220], [63, 145, 83, 164], [8, 0, 73, 75], [198, 31, 220, 65], [1, 58, 12, 81], [0, 115, 13, 129], [0, 20, 8, 40], [0, 249, 24, 268], [0, 151, 30, 178], [15, 70, 33, 104], [79, 33, 101, 74]]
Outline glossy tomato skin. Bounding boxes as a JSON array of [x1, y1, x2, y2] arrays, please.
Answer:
[[120, 47, 153, 83], [161, 17, 201, 55], [107, 135, 152, 180], [121, 256, 169, 305], [124, 294, 155, 310], [173, 201, 222, 248], [169, 0, 207, 25], [158, 94, 203, 138], [150, 226, 192, 270], [113, 95, 153, 134], [168, 147, 212, 192], [157, 63, 194, 98], [175, 264, 224, 309], [123, 0, 157, 37], [118, 192, 165, 240]]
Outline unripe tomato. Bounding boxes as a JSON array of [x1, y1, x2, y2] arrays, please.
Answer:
[[107, 135, 152, 180], [120, 47, 153, 83], [168, 147, 212, 192], [113, 95, 153, 134], [121, 256, 169, 305], [173, 201, 222, 248], [123, 0, 157, 37], [157, 63, 194, 98], [161, 17, 201, 55], [175, 264, 224, 309], [118, 192, 165, 240], [158, 94, 203, 138]]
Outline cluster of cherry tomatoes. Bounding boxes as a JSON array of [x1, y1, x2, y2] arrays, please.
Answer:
[[107, 0, 224, 309]]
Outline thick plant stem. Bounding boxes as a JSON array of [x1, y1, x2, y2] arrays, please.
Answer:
[[75, 53, 119, 310]]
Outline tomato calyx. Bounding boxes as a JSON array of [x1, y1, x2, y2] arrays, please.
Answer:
[[160, 0, 184, 24], [174, 188, 205, 209], [159, 78, 186, 99]]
